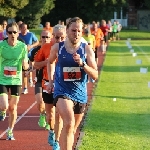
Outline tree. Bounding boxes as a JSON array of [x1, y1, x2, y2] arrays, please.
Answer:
[[0, 0, 29, 18], [17, 0, 55, 28], [42, 0, 128, 25], [144, 0, 150, 9]]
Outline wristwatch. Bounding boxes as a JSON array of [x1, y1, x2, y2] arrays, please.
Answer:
[[81, 61, 87, 67]]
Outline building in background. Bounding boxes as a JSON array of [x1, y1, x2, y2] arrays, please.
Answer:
[[127, 0, 150, 30]]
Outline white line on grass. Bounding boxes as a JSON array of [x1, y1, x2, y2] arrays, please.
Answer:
[[0, 101, 37, 139], [134, 44, 150, 62]]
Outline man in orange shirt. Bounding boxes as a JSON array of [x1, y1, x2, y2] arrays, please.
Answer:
[[28, 30, 51, 130], [43, 22, 53, 34], [34, 24, 66, 148], [90, 22, 104, 62]]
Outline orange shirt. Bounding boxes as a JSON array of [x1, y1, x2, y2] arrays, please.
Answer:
[[34, 42, 54, 87], [43, 27, 53, 34], [91, 28, 104, 47]]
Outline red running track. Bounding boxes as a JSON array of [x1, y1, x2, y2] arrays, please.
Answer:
[[0, 51, 105, 150]]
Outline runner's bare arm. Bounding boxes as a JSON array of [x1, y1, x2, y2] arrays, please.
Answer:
[[22, 60, 29, 70], [73, 45, 98, 80], [85, 45, 98, 79], [47, 43, 58, 84], [34, 59, 48, 69]]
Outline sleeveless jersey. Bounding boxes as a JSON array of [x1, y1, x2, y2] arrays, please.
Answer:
[[54, 41, 88, 104]]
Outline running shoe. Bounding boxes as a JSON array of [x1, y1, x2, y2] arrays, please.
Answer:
[[45, 123, 50, 130], [29, 79, 33, 87], [38, 113, 46, 128], [6, 130, 15, 140], [0, 111, 6, 121], [53, 141, 60, 150], [22, 88, 28, 94], [48, 130, 55, 146]]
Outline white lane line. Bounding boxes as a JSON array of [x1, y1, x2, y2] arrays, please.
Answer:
[[134, 44, 150, 62], [0, 101, 37, 139]]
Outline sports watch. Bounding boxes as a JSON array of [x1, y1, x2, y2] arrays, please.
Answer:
[[81, 61, 87, 67]]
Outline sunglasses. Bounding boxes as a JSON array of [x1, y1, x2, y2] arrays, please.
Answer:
[[42, 36, 50, 38], [7, 31, 18, 34], [55, 36, 65, 40]]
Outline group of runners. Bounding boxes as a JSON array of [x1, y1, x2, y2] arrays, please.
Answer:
[[0, 17, 122, 150]]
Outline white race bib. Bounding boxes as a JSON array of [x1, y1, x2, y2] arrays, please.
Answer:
[[4, 66, 17, 77], [63, 67, 81, 81]]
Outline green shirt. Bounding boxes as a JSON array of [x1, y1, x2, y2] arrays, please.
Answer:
[[112, 24, 118, 32], [0, 40, 28, 85]]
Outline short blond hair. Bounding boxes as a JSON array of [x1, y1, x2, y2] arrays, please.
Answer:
[[66, 17, 83, 29]]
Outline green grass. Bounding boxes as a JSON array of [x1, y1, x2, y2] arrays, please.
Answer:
[[29, 28, 42, 40], [78, 40, 150, 150], [120, 30, 150, 39]]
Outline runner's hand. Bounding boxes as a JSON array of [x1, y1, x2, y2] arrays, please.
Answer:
[[46, 82, 54, 94], [25, 70, 30, 76], [73, 52, 82, 66], [27, 45, 33, 52]]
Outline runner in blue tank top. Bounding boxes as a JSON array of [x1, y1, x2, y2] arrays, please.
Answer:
[[47, 17, 98, 150], [54, 41, 87, 103]]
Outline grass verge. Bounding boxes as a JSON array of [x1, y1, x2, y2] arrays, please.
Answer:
[[78, 40, 150, 150], [120, 30, 150, 40]]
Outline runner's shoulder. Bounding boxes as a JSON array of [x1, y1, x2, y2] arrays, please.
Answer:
[[17, 40, 27, 47]]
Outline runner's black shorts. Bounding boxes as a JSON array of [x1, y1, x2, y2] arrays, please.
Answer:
[[35, 81, 42, 95], [54, 95, 87, 114], [42, 91, 54, 104], [94, 48, 98, 58], [0, 84, 21, 96]]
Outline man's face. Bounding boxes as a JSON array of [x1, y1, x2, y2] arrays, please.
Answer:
[[45, 22, 50, 28], [7, 26, 19, 41], [93, 23, 97, 30], [3, 21, 7, 29], [67, 22, 83, 45], [41, 31, 51, 44], [102, 21, 106, 26], [53, 31, 66, 43], [20, 25, 28, 34]]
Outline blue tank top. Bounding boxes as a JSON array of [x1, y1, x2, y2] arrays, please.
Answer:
[[54, 41, 88, 103]]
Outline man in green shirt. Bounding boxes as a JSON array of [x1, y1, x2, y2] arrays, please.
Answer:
[[0, 22, 29, 140]]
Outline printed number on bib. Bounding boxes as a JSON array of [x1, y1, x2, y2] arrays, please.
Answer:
[[63, 67, 81, 81], [4, 66, 17, 77]]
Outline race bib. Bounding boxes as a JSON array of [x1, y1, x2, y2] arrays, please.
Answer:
[[4, 66, 17, 77], [43, 81, 49, 93], [63, 67, 81, 81], [43, 81, 54, 93]]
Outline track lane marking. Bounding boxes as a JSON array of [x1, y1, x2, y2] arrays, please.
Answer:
[[0, 101, 37, 138]]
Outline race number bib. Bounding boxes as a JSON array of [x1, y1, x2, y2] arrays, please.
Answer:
[[4, 66, 17, 77], [63, 67, 81, 81], [43, 81, 54, 93], [43, 81, 49, 93]]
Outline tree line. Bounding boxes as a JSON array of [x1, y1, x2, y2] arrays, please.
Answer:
[[0, 0, 149, 28]]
